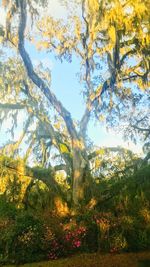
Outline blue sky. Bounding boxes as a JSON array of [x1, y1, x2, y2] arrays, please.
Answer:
[[26, 41, 143, 154], [0, 0, 143, 155]]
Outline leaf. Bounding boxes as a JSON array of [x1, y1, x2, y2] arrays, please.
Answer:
[[108, 26, 116, 44], [60, 143, 69, 154]]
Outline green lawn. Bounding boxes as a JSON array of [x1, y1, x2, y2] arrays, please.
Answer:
[[6, 251, 150, 267]]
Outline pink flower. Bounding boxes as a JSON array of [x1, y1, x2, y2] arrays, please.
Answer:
[[73, 240, 81, 248]]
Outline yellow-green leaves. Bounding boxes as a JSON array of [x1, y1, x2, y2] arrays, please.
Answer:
[[60, 143, 70, 154], [87, 0, 99, 13], [108, 26, 116, 44]]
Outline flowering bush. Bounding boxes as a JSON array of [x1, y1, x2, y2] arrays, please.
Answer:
[[64, 226, 86, 250], [46, 225, 87, 260]]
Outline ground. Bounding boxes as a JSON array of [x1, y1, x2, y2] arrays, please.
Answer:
[[6, 251, 150, 267]]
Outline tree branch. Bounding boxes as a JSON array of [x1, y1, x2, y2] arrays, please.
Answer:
[[20, 82, 72, 168], [88, 146, 134, 160], [78, 0, 93, 138], [2, 163, 54, 188], [54, 164, 68, 172], [79, 107, 91, 137], [122, 75, 138, 81], [0, 115, 32, 157], [131, 124, 150, 133], [120, 49, 136, 67], [18, 0, 78, 141], [0, 102, 26, 109]]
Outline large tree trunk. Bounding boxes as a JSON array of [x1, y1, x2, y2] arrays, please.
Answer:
[[72, 152, 85, 205], [72, 139, 89, 206]]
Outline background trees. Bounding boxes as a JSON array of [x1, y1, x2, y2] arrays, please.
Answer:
[[0, 0, 149, 205]]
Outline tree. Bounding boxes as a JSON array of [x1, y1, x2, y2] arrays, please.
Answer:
[[0, 0, 149, 206], [123, 93, 150, 153]]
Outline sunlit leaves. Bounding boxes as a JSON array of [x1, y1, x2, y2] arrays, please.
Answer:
[[108, 26, 116, 45], [0, 0, 149, 176], [90, 146, 140, 178], [60, 143, 70, 154], [36, 0, 149, 105], [36, 16, 75, 59]]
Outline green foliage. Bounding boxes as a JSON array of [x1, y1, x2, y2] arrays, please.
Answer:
[[29, 166, 53, 180], [0, 197, 47, 264], [0, 196, 17, 263], [96, 165, 150, 252], [0, 155, 64, 211], [75, 210, 99, 252], [0, 164, 150, 264], [0, 195, 17, 219], [10, 212, 44, 263]]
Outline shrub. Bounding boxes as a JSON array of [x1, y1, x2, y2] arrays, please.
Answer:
[[0, 208, 45, 264], [10, 212, 44, 263], [109, 233, 127, 253], [46, 224, 87, 260], [76, 211, 99, 252], [0, 195, 17, 219]]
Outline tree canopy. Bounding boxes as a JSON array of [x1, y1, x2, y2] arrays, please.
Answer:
[[0, 0, 149, 205]]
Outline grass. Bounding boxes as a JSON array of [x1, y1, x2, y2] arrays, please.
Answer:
[[138, 260, 150, 267], [6, 251, 150, 267]]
